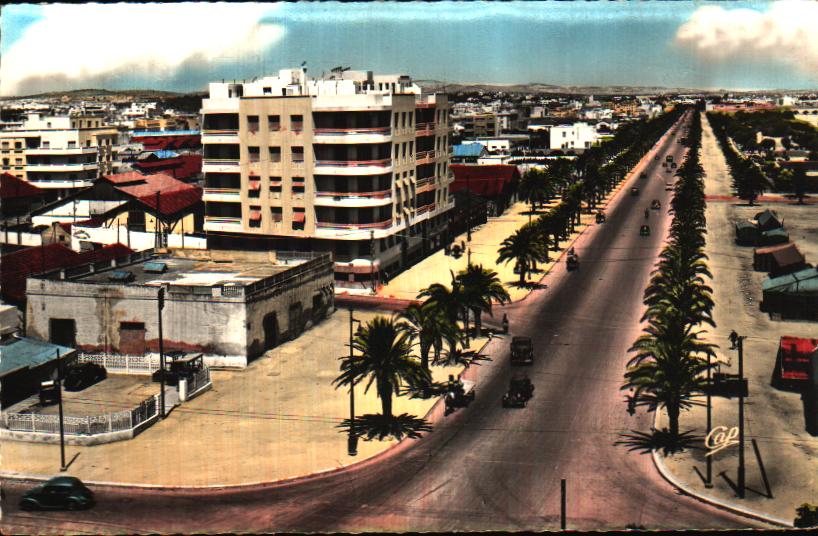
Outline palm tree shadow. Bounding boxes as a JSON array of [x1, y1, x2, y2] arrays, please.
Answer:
[[509, 280, 547, 290], [338, 413, 432, 441], [615, 428, 704, 456]]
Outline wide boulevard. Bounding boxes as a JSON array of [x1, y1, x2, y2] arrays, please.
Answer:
[[1, 115, 766, 533]]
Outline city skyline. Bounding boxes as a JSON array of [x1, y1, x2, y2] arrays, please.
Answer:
[[3, 1, 818, 96]]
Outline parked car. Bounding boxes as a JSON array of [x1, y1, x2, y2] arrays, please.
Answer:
[[19, 477, 95, 511], [640, 225, 651, 237], [630, 187, 639, 196], [510, 336, 534, 365], [63, 363, 107, 392]]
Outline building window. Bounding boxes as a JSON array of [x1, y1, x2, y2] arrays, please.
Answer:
[[291, 146, 304, 163], [248, 115, 259, 133], [263, 86, 272, 95], [268, 115, 280, 131], [1, 158, 8, 166], [1, 142, 7, 149], [68, 141, 76, 148], [14, 142, 21, 149], [269, 146, 281, 163], [248, 206, 262, 228], [249, 146, 260, 162], [15, 158, 22, 164], [393, 112, 399, 129], [85, 140, 91, 147], [292, 208, 306, 230], [290, 115, 303, 131], [271, 207, 282, 222]]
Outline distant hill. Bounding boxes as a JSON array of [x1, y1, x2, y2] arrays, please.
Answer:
[[1, 88, 187, 100], [415, 80, 720, 96]]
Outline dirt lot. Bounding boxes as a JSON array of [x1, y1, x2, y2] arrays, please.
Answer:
[[19, 375, 156, 417]]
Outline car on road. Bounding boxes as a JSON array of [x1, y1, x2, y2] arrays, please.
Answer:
[[502, 373, 534, 408], [650, 199, 661, 210], [670, 162, 677, 169], [20, 476, 95, 511], [510, 336, 534, 365], [630, 187, 639, 196], [566, 253, 579, 271], [595, 211, 606, 224], [444, 379, 475, 415], [639, 172, 647, 179], [640, 225, 651, 237], [64, 362, 107, 392]]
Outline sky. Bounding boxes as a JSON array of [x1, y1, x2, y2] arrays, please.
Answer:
[[2, 1, 818, 96]]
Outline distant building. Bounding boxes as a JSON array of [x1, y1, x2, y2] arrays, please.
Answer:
[[25, 249, 335, 368], [456, 113, 499, 138], [549, 122, 598, 151], [452, 143, 487, 164], [0, 337, 77, 408], [0, 113, 117, 197]]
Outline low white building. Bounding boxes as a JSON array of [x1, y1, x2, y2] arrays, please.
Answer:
[[549, 122, 598, 151]]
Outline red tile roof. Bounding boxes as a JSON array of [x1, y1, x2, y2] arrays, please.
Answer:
[[0, 173, 42, 200], [450, 164, 520, 198], [1, 243, 132, 305], [101, 172, 202, 216]]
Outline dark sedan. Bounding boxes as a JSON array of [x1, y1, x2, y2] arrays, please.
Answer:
[[19, 476, 95, 511]]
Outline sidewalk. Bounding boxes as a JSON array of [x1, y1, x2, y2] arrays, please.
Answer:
[[651, 113, 818, 527], [0, 310, 483, 487]]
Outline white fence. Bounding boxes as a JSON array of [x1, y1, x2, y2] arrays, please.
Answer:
[[0, 231, 42, 246], [3, 394, 159, 436], [79, 353, 159, 374], [187, 367, 211, 398]]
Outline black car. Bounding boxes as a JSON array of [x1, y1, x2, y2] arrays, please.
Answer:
[[630, 187, 639, 196], [63, 363, 107, 392], [20, 476, 95, 511]]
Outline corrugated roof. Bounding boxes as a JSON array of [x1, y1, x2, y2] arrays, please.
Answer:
[[762, 267, 818, 294], [0, 173, 42, 200], [0, 337, 76, 376], [453, 144, 486, 158], [450, 164, 521, 198], [102, 172, 201, 216]]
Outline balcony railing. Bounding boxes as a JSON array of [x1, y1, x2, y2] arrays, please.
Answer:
[[415, 150, 435, 163], [315, 158, 392, 168], [204, 188, 241, 197], [203, 158, 240, 166], [316, 219, 392, 230], [314, 126, 391, 135], [416, 203, 436, 215], [415, 177, 435, 188], [415, 122, 434, 135], [205, 216, 242, 225], [201, 129, 239, 135], [316, 189, 392, 199]]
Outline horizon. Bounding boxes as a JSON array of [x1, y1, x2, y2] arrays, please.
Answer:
[[2, 1, 818, 96]]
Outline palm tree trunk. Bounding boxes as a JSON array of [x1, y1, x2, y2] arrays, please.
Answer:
[[378, 380, 394, 419], [473, 307, 482, 337], [420, 341, 431, 372], [667, 398, 680, 439]]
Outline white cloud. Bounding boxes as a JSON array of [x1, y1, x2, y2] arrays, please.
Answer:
[[675, 0, 818, 77], [0, 3, 284, 95]]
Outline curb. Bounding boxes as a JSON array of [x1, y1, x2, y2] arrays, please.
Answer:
[[0, 339, 494, 492], [650, 447, 792, 528]]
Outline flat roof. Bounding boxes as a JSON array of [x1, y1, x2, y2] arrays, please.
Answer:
[[72, 256, 298, 287], [0, 337, 75, 375]]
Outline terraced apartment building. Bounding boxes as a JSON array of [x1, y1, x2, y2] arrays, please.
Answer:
[[200, 68, 454, 287]]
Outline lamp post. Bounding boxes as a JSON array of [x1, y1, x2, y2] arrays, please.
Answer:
[[56, 349, 66, 471], [729, 330, 746, 499], [705, 351, 713, 488], [348, 308, 361, 456], [158, 287, 166, 419]]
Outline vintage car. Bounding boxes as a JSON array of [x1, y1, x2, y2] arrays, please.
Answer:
[[20, 477, 95, 511], [595, 211, 606, 224], [444, 379, 476, 415], [630, 187, 639, 196], [640, 225, 651, 237], [64, 363, 107, 392], [650, 199, 661, 210], [639, 172, 648, 179], [566, 253, 579, 271], [510, 336, 534, 365], [502, 373, 535, 408]]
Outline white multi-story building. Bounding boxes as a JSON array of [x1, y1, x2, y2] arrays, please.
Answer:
[[0, 113, 118, 196], [549, 122, 598, 151], [200, 68, 454, 286]]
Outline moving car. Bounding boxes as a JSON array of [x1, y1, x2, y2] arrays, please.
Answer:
[[20, 477, 95, 511], [650, 199, 661, 210], [595, 211, 606, 224], [444, 379, 475, 415], [566, 253, 579, 271], [502, 373, 535, 408], [510, 336, 534, 365], [670, 162, 677, 169], [630, 187, 639, 196], [640, 225, 651, 237], [64, 362, 107, 392]]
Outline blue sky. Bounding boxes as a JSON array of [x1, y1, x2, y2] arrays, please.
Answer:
[[2, 1, 817, 95]]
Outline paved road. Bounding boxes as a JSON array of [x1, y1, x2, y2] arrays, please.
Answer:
[[1, 113, 767, 533]]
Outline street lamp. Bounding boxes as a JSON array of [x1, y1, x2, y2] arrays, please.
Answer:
[[56, 349, 67, 471], [348, 308, 362, 456], [157, 287, 166, 419], [729, 329, 746, 499]]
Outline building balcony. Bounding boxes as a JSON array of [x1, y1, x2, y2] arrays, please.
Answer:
[[415, 122, 435, 136], [203, 188, 241, 202], [201, 129, 239, 143], [313, 127, 391, 144], [415, 150, 435, 165], [315, 219, 394, 240], [314, 158, 392, 176], [315, 189, 392, 207], [25, 162, 98, 172], [202, 158, 241, 173], [28, 178, 94, 189], [25, 147, 98, 156], [204, 216, 243, 233], [416, 203, 436, 215], [416, 177, 436, 193]]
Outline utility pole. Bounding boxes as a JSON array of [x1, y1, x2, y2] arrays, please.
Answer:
[[560, 478, 567, 530], [370, 230, 376, 293], [705, 351, 713, 488], [466, 174, 472, 242], [158, 287, 166, 419], [730, 330, 746, 498], [57, 349, 66, 471]]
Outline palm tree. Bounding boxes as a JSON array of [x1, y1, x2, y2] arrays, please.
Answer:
[[519, 168, 551, 211], [398, 302, 463, 372], [456, 263, 510, 336], [418, 276, 467, 330], [333, 316, 430, 419], [497, 224, 546, 285]]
